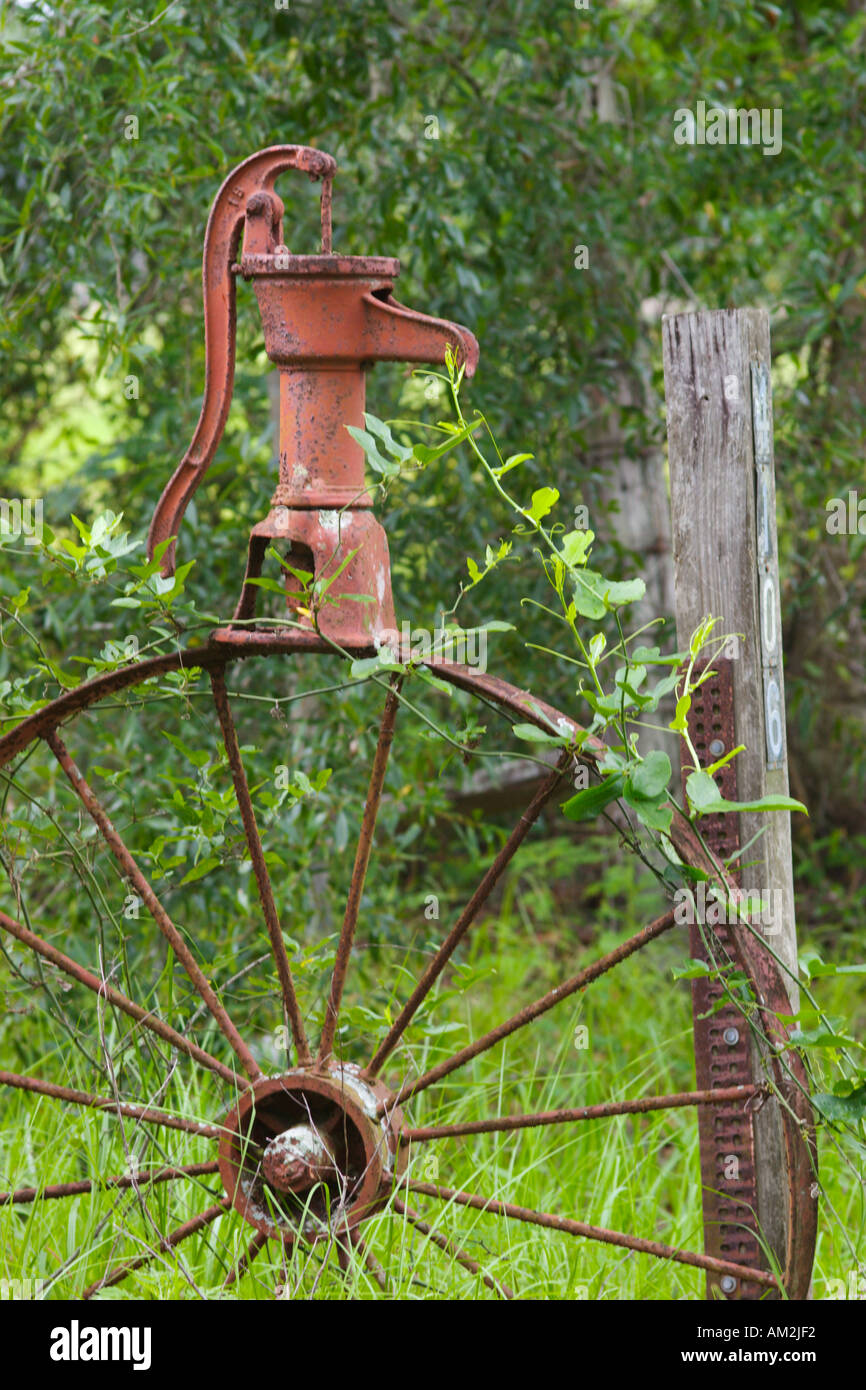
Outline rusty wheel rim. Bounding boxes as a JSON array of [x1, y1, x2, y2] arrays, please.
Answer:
[[0, 643, 816, 1299]]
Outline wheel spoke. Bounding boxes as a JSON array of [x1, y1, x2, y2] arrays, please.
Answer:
[[45, 728, 261, 1083], [335, 1226, 389, 1292], [318, 677, 402, 1062], [0, 1070, 221, 1137], [367, 754, 570, 1077], [404, 1181, 778, 1289], [385, 907, 676, 1109], [1, 1161, 220, 1206], [0, 647, 220, 769], [394, 1198, 513, 1299], [3, 652, 811, 1299], [211, 668, 312, 1065], [82, 1198, 229, 1298], [0, 907, 238, 1086], [357, 1236, 389, 1293], [223, 1230, 268, 1287], [404, 1084, 765, 1141]]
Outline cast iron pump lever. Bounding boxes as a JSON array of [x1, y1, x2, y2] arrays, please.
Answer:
[[147, 144, 479, 654]]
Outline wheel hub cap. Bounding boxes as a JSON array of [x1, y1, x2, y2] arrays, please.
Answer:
[[218, 1064, 405, 1243]]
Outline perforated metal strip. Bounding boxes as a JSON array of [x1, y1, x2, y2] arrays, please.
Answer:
[[683, 659, 765, 1300]]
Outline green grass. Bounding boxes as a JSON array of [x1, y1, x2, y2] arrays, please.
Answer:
[[0, 662, 862, 1301], [2, 889, 861, 1302]]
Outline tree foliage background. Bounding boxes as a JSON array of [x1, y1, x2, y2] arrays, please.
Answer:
[[1, 0, 865, 932]]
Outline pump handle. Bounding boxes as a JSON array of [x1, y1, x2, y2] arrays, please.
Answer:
[[147, 145, 336, 574]]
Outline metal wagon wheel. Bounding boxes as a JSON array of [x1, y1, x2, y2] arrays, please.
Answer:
[[0, 143, 817, 1300], [0, 643, 816, 1300]]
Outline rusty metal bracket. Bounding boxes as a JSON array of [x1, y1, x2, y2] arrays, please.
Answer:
[[682, 658, 766, 1300]]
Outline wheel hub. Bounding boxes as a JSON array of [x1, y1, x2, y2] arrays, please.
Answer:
[[261, 1124, 338, 1194], [218, 1064, 405, 1243]]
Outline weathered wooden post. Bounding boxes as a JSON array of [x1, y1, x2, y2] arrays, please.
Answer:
[[663, 308, 802, 1297]]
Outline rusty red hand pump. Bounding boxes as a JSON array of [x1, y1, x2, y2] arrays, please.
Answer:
[[147, 145, 479, 652]]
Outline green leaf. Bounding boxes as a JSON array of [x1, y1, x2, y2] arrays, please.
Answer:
[[571, 569, 607, 619], [672, 959, 715, 981], [246, 576, 290, 595], [632, 646, 687, 666], [583, 689, 621, 719], [523, 487, 559, 524], [790, 1024, 854, 1048], [178, 857, 220, 886], [624, 792, 673, 833], [282, 564, 313, 585], [628, 750, 671, 799], [690, 617, 719, 659], [798, 948, 866, 980], [39, 659, 78, 689], [560, 528, 594, 567], [561, 773, 625, 822], [705, 744, 746, 777], [798, 947, 825, 979], [670, 700, 693, 744], [415, 667, 454, 696], [512, 722, 568, 745], [162, 731, 211, 768], [362, 413, 413, 463], [603, 578, 646, 607], [812, 1086, 866, 1123], [647, 670, 681, 705], [346, 425, 400, 476], [684, 771, 725, 812], [351, 656, 387, 679], [494, 452, 533, 477], [686, 769, 808, 817], [350, 653, 403, 680], [411, 420, 478, 467], [569, 568, 645, 617], [313, 547, 359, 600], [623, 753, 674, 830]]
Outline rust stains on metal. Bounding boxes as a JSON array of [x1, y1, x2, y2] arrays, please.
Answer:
[[145, 143, 478, 652], [674, 658, 818, 1301], [367, 752, 571, 1077], [393, 1198, 514, 1299], [45, 727, 263, 1084], [386, 907, 677, 1110], [403, 1180, 780, 1289], [218, 1065, 405, 1245], [261, 1125, 338, 1194], [0, 1162, 220, 1206], [403, 1085, 766, 1142], [0, 1070, 221, 1137], [318, 676, 402, 1062], [210, 665, 312, 1066], [147, 146, 337, 574], [223, 1231, 268, 1288], [0, 906, 238, 1086], [82, 1199, 231, 1299], [683, 659, 767, 1300]]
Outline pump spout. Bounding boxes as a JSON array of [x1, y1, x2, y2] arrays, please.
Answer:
[[360, 291, 479, 377]]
